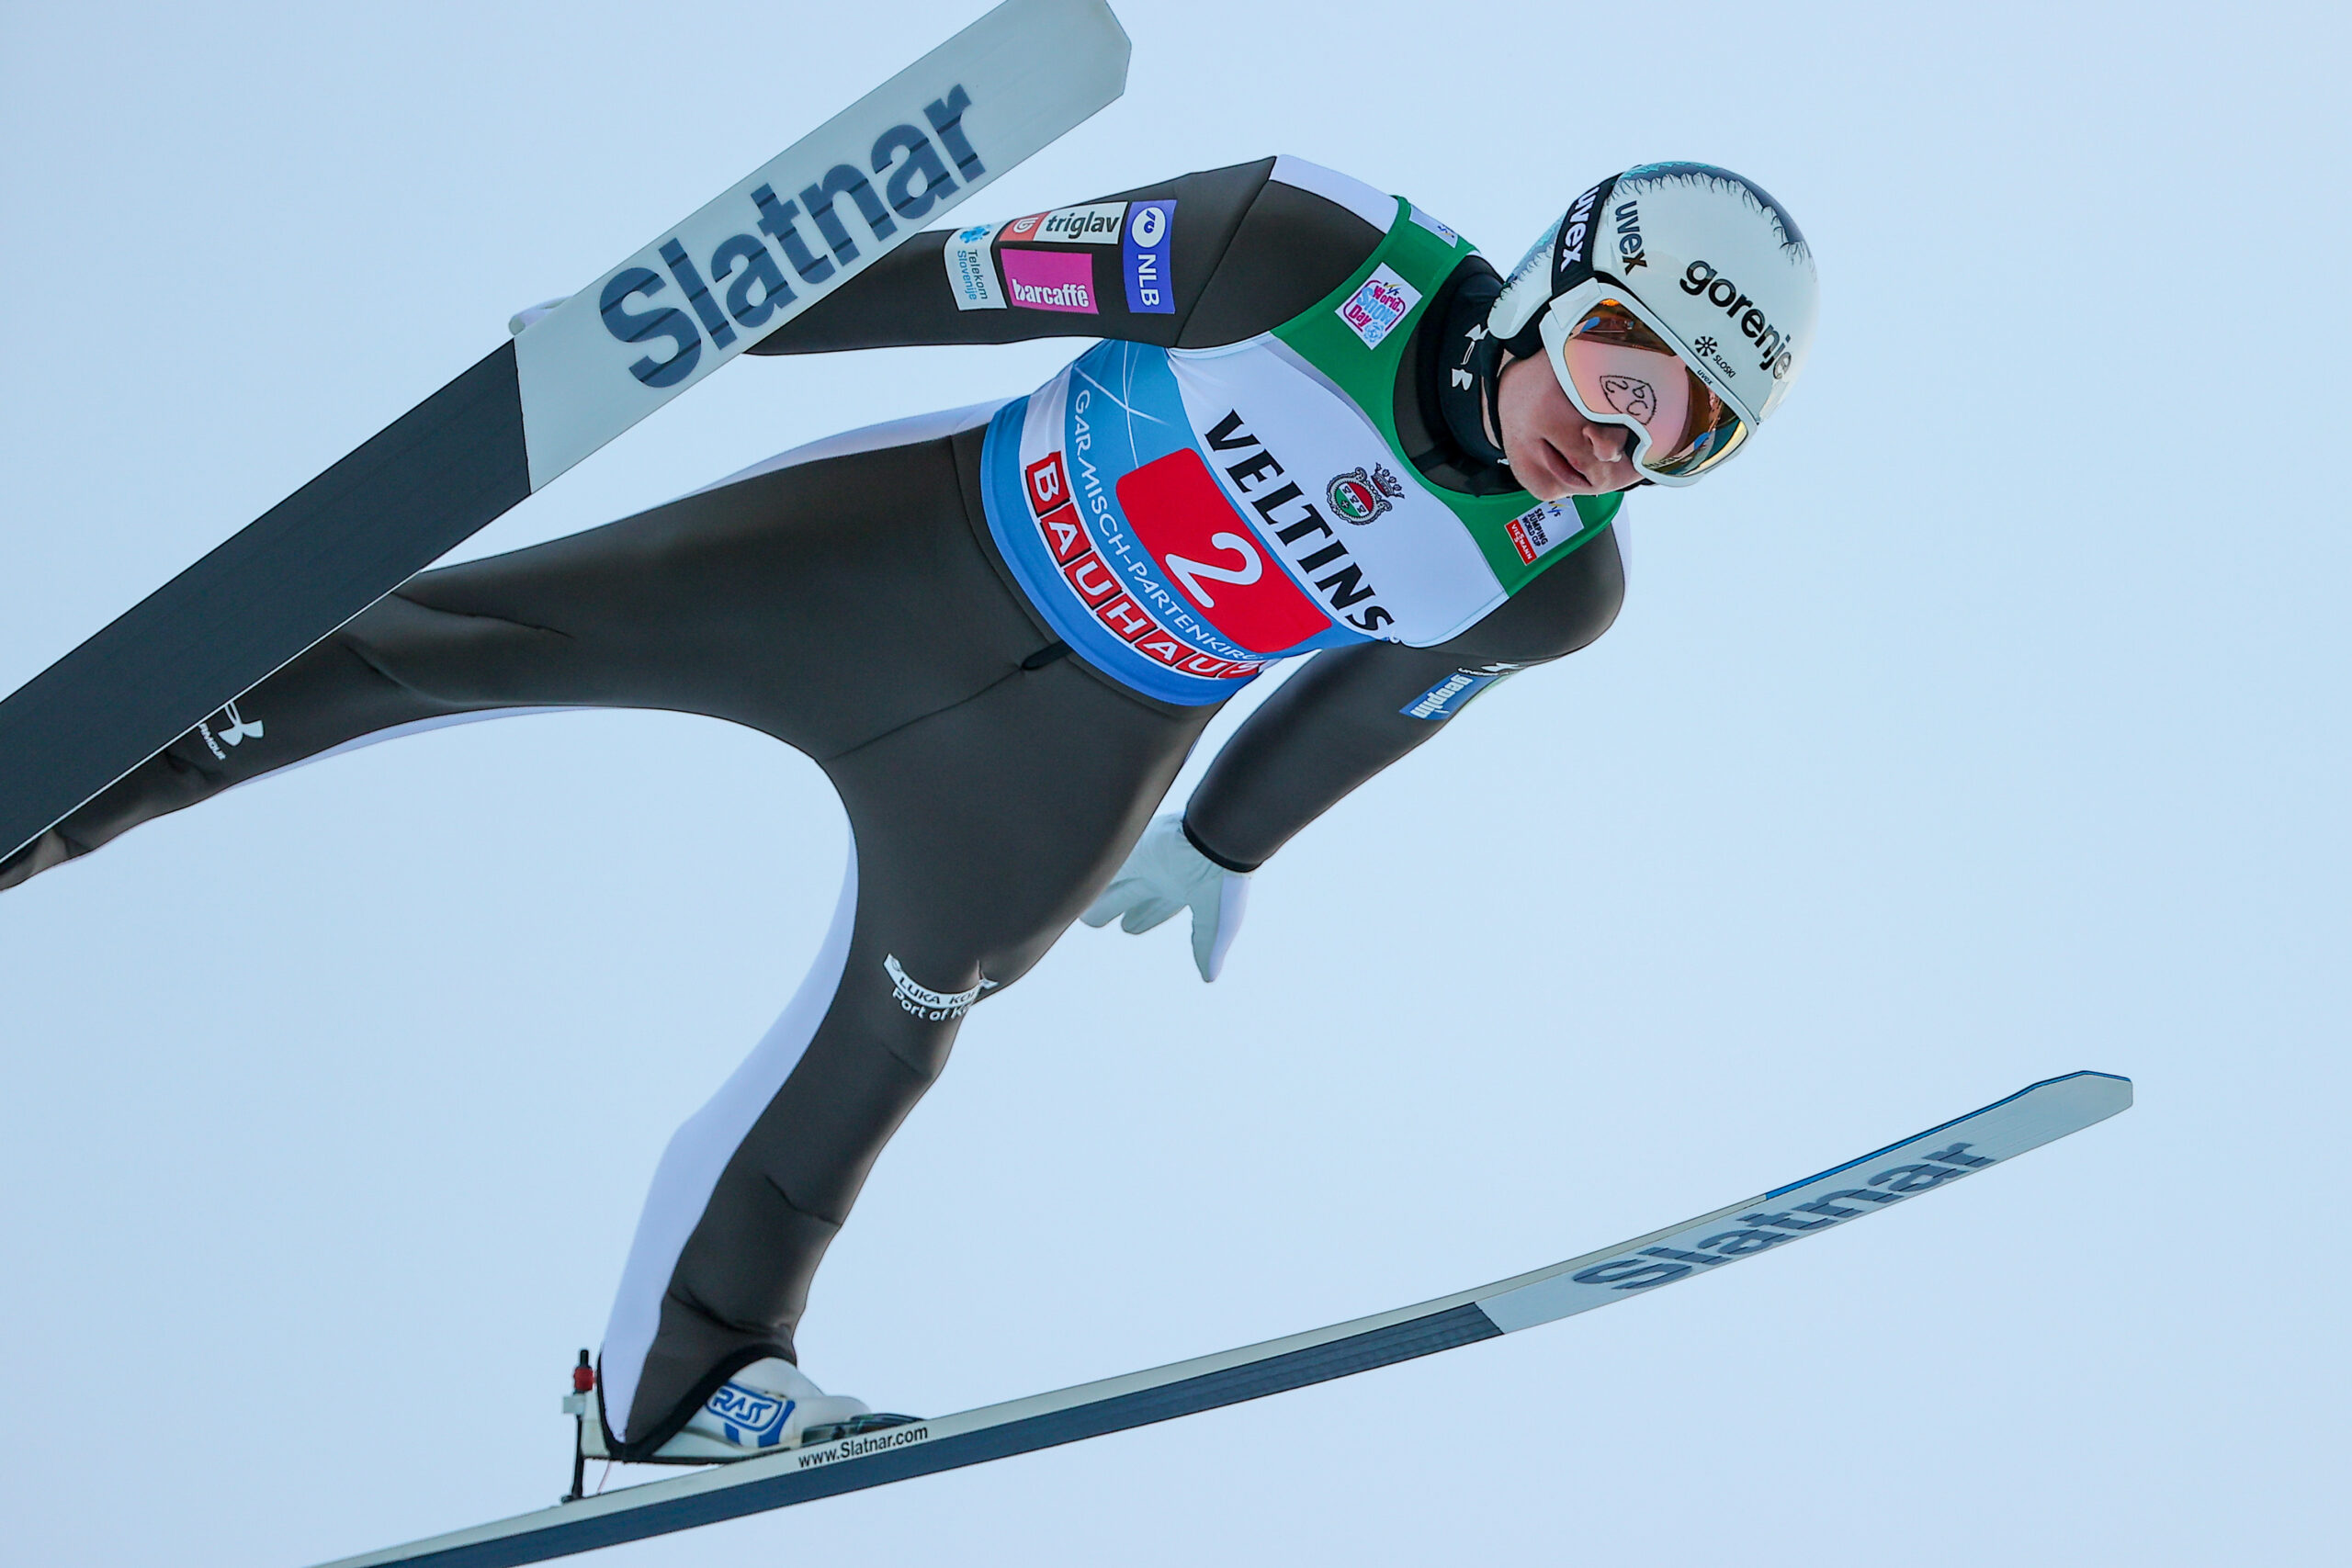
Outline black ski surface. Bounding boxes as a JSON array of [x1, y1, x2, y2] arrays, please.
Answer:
[[0, 346, 528, 864]]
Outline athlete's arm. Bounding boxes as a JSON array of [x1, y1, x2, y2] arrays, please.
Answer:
[[1181, 528, 1628, 872], [744, 157, 1385, 356]]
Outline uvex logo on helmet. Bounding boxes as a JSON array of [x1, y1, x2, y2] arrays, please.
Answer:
[[1679, 260, 1797, 378], [1555, 183, 1604, 275], [1610, 201, 1647, 272]]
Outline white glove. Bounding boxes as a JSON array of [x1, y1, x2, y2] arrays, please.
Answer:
[[1080, 815, 1250, 982]]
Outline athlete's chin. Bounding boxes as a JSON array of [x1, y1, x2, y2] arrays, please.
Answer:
[[1514, 462, 1615, 502]]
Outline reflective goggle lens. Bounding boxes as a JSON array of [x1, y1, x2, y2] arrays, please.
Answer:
[[1555, 300, 1747, 480]]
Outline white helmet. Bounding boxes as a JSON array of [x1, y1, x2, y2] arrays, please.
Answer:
[[1487, 163, 1818, 483]]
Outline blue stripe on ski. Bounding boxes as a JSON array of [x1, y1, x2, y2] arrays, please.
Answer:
[[1757, 1070, 2131, 1201]]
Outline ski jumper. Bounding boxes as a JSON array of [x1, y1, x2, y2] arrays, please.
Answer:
[[0, 158, 1627, 1455]]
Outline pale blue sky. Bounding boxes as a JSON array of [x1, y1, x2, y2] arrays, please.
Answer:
[[3, 2, 2346, 1563]]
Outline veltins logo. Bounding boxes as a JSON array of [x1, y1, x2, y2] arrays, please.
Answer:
[[1326, 464, 1404, 525], [1679, 260, 1796, 378]]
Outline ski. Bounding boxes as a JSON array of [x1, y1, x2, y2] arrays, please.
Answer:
[[310, 1071, 2132, 1568], [0, 0, 1130, 867]]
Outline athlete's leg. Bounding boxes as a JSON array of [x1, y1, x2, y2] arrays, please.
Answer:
[[0, 405, 1024, 893], [602, 653, 1213, 1455], [0, 592, 582, 891]]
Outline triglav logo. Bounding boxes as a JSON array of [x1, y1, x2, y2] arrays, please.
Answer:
[[1326, 464, 1404, 525], [1679, 260, 1797, 378], [599, 85, 985, 389], [885, 954, 996, 1022]]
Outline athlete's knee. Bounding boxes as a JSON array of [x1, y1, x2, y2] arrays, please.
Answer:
[[336, 590, 573, 706]]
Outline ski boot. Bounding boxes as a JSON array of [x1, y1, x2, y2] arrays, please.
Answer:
[[564, 1349, 920, 1491]]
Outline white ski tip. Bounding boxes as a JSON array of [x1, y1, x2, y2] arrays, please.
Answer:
[[1476, 1070, 2134, 1334]]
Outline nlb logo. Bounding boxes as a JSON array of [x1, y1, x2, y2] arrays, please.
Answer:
[[1567, 1140, 1997, 1292], [1124, 198, 1174, 315], [1679, 258, 1797, 379], [599, 85, 984, 389]]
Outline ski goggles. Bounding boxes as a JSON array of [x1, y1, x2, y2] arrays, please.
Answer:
[[1535, 282, 1749, 486]]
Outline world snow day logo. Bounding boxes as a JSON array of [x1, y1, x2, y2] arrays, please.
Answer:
[[1337, 265, 1421, 349], [595, 85, 986, 389]]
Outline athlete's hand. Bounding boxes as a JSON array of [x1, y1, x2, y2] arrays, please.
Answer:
[[1081, 815, 1250, 982]]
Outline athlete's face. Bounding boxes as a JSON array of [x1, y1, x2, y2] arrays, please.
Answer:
[[1496, 354, 1641, 499]]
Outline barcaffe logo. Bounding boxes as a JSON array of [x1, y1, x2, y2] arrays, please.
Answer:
[[1679, 260, 1796, 378]]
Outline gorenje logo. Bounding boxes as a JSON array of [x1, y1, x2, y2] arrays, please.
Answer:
[[1679, 258, 1797, 378], [1611, 200, 1647, 273], [599, 85, 984, 390]]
